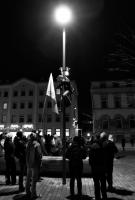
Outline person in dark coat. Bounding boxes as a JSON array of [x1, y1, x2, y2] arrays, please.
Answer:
[[14, 131, 27, 192], [89, 132, 107, 200], [121, 138, 126, 151], [66, 136, 87, 197], [104, 134, 118, 191], [4, 134, 16, 185]]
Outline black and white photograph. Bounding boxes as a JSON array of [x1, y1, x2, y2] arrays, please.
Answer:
[[0, 0, 135, 200]]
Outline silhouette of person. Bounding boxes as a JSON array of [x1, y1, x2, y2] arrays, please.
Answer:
[[89, 132, 107, 200], [66, 136, 87, 198], [25, 132, 42, 199], [121, 138, 126, 151], [14, 131, 27, 192], [103, 134, 118, 191], [4, 134, 16, 185]]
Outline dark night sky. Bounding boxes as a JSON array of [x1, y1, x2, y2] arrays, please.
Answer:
[[1, 0, 135, 119]]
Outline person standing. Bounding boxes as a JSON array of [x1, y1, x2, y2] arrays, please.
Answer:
[[89, 132, 107, 200], [4, 134, 16, 185], [66, 136, 87, 198], [121, 138, 126, 151], [25, 132, 42, 199], [103, 134, 118, 191], [14, 131, 27, 192]]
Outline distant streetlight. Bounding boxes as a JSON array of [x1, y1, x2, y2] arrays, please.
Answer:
[[54, 4, 73, 185]]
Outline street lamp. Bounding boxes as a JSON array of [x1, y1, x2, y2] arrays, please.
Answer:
[[54, 4, 73, 185], [54, 5, 72, 72]]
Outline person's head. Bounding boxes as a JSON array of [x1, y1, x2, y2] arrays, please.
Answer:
[[100, 131, 108, 142], [16, 131, 23, 139], [73, 136, 80, 145], [6, 133, 12, 141], [29, 132, 37, 141], [108, 134, 114, 142]]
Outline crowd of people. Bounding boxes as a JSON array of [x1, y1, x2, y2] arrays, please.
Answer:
[[1, 130, 119, 199], [66, 132, 118, 200]]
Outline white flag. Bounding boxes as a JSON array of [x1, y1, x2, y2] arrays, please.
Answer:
[[46, 73, 59, 114]]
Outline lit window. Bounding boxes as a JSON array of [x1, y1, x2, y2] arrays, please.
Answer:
[[47, 129, 52, 135], [56, 129, 60, 136], [3, 103, 8, 109], [66, 129, 70, 136]]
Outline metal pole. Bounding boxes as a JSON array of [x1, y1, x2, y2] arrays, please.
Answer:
[[63, 28, 66, 71], [62, 27, 66, 185]]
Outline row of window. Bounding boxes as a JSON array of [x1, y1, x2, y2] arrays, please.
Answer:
[[0, 89, 45, 98], [1, 114, 70, 124], [100, 116, 135, 130], [99, 82, 135, 88], [100, 94, 135, 109], [1, 101, 58, 110], [46, 128, 70, 137]]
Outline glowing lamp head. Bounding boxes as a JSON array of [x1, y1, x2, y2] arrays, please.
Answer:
[[54, 5, 72, 26]]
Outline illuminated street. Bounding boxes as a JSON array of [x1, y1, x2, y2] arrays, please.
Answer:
[[0, 149, 135, 200]]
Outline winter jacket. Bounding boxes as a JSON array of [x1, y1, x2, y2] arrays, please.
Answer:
[[26, 140, 42, 168]]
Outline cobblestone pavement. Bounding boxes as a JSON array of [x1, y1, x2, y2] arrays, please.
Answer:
[[0, 151, 135, 200]]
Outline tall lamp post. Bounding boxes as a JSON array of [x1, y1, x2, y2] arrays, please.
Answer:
[[54, 5, 73, 185]]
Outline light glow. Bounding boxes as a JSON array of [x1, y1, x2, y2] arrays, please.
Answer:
[[22, 124, 33, 129], [54, 5, 72, 25]]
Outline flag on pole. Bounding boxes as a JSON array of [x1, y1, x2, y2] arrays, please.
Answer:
[[46, 73, 59, 114]]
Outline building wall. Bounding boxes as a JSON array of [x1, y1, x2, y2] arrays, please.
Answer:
[[91, 80, 135, 141], [0, 78, 78, 138]]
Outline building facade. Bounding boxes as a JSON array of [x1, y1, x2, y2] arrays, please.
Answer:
[[91, 80, 135, 142], [0, 78, 78, 138]]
